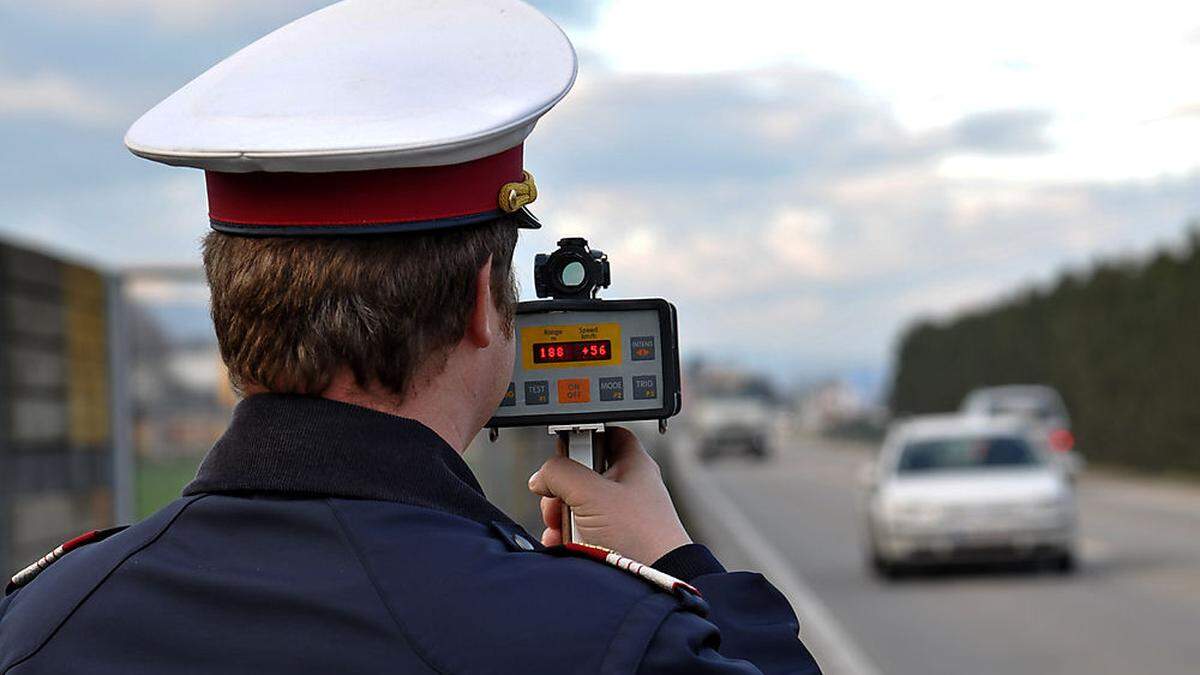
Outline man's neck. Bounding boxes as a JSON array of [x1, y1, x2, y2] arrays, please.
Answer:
[[335, 389, 477, 454], [246, 367, 483, 454]]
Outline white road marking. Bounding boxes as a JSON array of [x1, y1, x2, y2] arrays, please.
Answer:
[[668, 437, 885, 675]]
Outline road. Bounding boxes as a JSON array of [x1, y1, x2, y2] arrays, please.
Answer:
[[671, 434, 1200, 675]]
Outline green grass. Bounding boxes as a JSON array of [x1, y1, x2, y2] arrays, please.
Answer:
[[136, 457, 204, 519]]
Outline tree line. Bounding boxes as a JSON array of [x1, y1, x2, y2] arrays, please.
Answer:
[[889, 224, 1200, 475]]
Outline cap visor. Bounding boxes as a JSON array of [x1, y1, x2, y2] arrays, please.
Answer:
[[513, 207, 542, 229]]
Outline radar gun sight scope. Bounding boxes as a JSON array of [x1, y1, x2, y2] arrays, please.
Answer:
[[533, 237, 611, 300]]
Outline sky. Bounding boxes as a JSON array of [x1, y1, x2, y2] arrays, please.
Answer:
[[2, 0, 1199, 394]]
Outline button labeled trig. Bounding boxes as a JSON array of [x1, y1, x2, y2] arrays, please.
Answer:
[[500, 382, 516, 407], [632, 375, 658, 400]]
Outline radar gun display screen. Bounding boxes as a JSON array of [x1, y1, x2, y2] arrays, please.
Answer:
[[487, 299, 681, 428], [531, 339, 613, 365]]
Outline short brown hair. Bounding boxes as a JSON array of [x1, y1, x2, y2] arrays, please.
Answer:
[[203, 221, 518, 399]]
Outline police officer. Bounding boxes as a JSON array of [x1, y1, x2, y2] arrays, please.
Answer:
[[0, 2, 821, 673]]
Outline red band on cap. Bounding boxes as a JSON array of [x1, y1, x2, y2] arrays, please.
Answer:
[[206, 145, 524, 229]]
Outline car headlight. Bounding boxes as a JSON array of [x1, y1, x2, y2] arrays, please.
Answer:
[[1023, 496, 1071, 517], [888, 503, 943, 523]]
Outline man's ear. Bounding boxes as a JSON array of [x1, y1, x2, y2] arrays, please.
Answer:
[[466, 256, 495, 349]]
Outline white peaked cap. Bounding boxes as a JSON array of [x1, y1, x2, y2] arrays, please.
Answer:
[[126, 0, 577, 173], [123, 0, 576, 235]]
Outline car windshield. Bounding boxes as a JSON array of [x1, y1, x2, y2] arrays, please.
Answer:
[[896, 435, 1042, 474], [987, 398, 1060, 421]]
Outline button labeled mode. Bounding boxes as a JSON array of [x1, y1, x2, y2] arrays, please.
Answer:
[[599, 377, 624, 401], [557, 378, 591, 404]]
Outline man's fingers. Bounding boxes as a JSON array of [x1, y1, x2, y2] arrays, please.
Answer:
[[602, 426, 658, 478], [541, 527, 563, 548], [604, 426, 648, 462], [540, 496, 562, 530], [528, 455, 610, 506]]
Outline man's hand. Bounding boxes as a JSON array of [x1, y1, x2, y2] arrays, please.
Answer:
[[528, 426, 692, 563]]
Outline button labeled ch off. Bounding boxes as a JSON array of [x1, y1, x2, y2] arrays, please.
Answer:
[[557, 378, 591, 404]]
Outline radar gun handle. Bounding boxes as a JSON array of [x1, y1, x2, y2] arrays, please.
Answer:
[[550, 424, 607, 545]]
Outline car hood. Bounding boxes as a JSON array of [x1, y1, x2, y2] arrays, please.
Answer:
[[882, 469, 1066, 506]]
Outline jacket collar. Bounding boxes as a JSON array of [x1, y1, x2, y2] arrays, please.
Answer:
[[184, 394, 518, 528]]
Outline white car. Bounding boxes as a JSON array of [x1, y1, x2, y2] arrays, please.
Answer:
[[961, 385, 1084, 478], [863, 414, 1077, 577], [689, 375, 777, 462], [692, 395, 773, 461]]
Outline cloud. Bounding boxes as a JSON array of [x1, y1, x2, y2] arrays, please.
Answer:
[[529, 0, 605, 27], [30, 0, 601, 31], [1167, 103, 1200, 120], [949, 109, 1053, 155], [0, 71, 127, 127], [536, 69, 1055, 194], [32, 1, 327, 30], [1, 6, 1197, 386], [536, 69, 925, 187], [2, 173, 210, 268], [521, 65, 1200, 377]]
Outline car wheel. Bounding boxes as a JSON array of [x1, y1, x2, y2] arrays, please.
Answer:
[[867, 541, 902, 580], [1050, 551, 1076, 574], [871, 555, 904, 580]]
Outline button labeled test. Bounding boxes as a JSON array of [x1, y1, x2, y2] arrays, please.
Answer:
[[525, 381, 550, 405]]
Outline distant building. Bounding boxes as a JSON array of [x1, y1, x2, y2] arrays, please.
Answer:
[[0, 241, 115, 575], [798, 379, 866, 433], [123, 270, 234, 462]]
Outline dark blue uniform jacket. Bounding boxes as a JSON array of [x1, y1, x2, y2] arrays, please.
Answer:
[[0, 395, 821, 674]]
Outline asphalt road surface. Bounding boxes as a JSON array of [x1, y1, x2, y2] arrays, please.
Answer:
[[678, 435, 1200, 675]]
